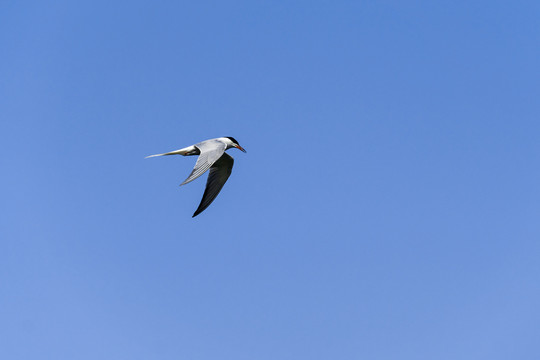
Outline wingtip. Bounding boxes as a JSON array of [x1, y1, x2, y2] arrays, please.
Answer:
[[192, 207, 205, 217]]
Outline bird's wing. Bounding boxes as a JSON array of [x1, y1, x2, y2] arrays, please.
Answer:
[[180, 140, 227, 186], [192, 153, 234, 217]]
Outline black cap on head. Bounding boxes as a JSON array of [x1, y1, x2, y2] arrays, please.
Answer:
[[225, 136, 246, 152], [225, 136, 239, 145]]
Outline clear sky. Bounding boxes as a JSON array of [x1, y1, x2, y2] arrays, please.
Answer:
[[1, 1, 539, 359]]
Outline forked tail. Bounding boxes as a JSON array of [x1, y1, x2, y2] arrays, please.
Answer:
[[145, 145, 198, 158]]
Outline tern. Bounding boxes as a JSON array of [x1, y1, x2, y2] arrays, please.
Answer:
[[146, 137, 246, 217]]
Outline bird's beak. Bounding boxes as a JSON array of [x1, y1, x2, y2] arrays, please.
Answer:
[[236, 145, 247, 153]]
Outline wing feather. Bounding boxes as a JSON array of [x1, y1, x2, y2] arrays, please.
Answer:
[[180, 141, 227, 186], [192, 153, 234, 217]]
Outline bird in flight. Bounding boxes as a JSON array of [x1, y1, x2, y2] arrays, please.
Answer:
[[146, 137, 246, 217]]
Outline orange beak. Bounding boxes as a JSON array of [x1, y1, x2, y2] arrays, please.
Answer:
[[235, 145, 247, 153]]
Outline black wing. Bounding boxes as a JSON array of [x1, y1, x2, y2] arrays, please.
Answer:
[[192, 153, 234, 217]]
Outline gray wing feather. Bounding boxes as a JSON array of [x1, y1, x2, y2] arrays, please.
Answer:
[[180, 140, 226, 186], [192, 153, 234, 217]]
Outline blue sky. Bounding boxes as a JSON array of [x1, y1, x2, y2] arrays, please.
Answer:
[[1, 1, 539, 359]]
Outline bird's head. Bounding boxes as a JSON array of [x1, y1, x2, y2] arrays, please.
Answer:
[[223, 136, 247, 153]]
